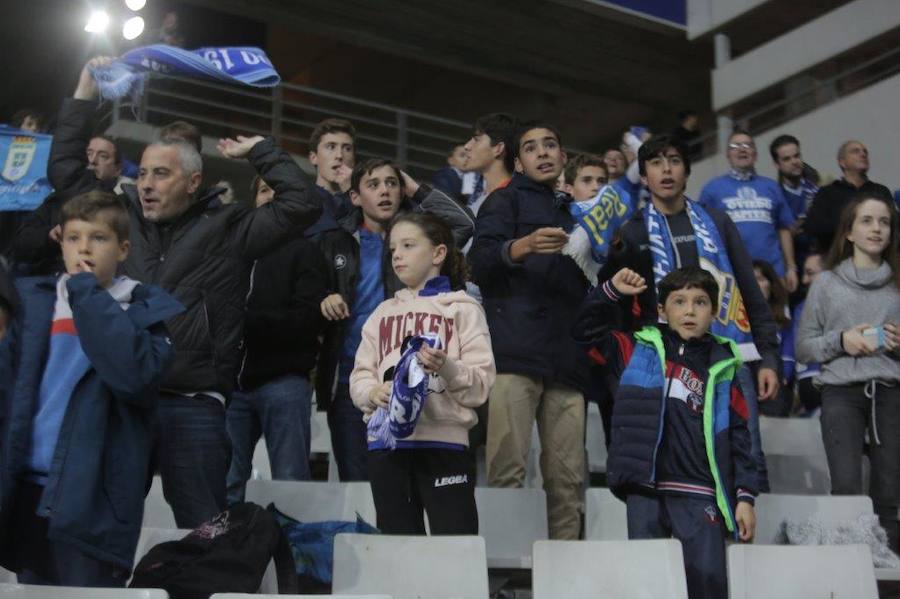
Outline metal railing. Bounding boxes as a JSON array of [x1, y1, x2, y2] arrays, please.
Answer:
[[110, 74, 472, 177], [694, 44, 900, 159]]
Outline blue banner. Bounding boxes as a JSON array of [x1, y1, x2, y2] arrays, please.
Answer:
[[0, 126, 52, 212]]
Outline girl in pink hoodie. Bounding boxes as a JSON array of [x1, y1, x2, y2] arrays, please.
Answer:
[[350, 212, 495, 534]]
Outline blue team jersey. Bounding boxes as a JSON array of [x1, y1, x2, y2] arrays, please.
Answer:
[[699, 173, 795, 276]]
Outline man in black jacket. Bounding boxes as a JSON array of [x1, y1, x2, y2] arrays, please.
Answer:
[[225, 176, 329, 503], [598, 134, 780, 492], [805, 140, 892, 252], [44, 57, 322, 528]]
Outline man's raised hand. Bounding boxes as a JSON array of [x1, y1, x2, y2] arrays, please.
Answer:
[[74, 56, 116, 101], [217, 135, 266, 160]]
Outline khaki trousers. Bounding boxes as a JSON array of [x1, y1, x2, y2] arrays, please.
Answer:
[[486, 373, 585, 539]]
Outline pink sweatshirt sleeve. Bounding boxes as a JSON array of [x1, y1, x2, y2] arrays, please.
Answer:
[[439, 303, 496, 408], [349, 307, 383, 415]]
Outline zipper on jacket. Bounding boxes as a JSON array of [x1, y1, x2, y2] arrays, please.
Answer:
[[650, 354, 678, 483], [235, 262, 257, 389], [703, 356, 742, 536]]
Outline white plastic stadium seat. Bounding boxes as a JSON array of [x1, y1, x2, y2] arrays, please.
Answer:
[[332, 534, 488, 599], [584, 487, 628, 541], [245, 480, 377, 524], [753, 493, 873, 544], [586, 402, 608, 474], [141, 475, 177, 529], [212, 595, 391, 599], [0, 582, 168, 598], [532, 539, 688, 599], [758, 416, 830, 494], [475, 487, 548, 568], [727, 544, 878, 599]]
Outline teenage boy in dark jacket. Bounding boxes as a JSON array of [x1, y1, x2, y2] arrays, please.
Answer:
[[598, 134, 780, 491], [316, 158, 475, 481], [225, 176, 330, 503], [575, 266, 756, 599], [469, 121, 591, 540], [0, 190, 183, 586]]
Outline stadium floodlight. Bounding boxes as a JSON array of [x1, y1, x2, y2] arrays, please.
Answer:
[[122, 16, 145, 40], [125, 0, 147, 11], [84, 10, 110, 33]]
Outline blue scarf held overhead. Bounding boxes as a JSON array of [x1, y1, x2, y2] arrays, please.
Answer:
[[644, 200, 760, 362], [90, 45, 281, 101]]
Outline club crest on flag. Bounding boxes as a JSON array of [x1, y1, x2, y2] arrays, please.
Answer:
[[2, 136, 37, 182]]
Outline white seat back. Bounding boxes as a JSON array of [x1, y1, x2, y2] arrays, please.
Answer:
[[727, 544, 878, 599], [532, 539, 688, 599], [332, 534, 488, 599], [753, 493, 873, 544], [245, 480, 376, 524], [0, 583, 168, 598], [475, 487, 547, 568], [584, 487, 628, 540], [141, 475, 177, 529], [586, 402, 607, 474], [759, 416, 831, 494]]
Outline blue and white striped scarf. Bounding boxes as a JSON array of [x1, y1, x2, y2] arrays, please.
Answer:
[[645, 200, 760, 362], [91, 45, 281, 101]]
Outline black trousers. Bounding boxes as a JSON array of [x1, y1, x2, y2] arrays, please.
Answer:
[[821, 383, 900, 550], [368, 447, 478, 535]]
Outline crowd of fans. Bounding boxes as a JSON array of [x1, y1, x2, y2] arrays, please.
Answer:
[[0, 56, 898, 599]]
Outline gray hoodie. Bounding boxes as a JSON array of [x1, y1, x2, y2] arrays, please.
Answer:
[[797, 259, 900, 386]]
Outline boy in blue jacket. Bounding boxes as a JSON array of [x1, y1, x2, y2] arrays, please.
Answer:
[[0, 190, 183, 586], [575, 266, 757, 599]]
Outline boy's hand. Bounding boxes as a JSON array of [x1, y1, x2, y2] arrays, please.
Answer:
[[400, 170, 420, 198], [417, 345, 447, 375], [527, 227, 569, 253], [757, 367, 779, 401], [77, 259, 95, 274], [611, 268, 648, 296], [335, 164, 353, 192], [216, 135, 265, 159], [75, 56, 115, 100], [321, 293, 350, 321], [735, 501, 756, 542], [369, 381, 392, 409]]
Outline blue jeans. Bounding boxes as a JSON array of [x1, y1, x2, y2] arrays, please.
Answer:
[[153, 392, 231, 529], [736, 363, 770, 493], [327, 383, 369, 481], [225, 374, 313, 504]]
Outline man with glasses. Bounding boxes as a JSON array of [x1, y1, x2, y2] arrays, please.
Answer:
[[699, 129, 798, 292]]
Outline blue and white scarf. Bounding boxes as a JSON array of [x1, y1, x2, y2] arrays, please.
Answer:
[[563, 184, 636, 283], [645, 200, 760, 361], [367, 333, 442, 449], [91, 45, 281, 101]]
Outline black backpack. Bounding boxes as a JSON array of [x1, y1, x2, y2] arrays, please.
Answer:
[[130, 503, 299, 599]]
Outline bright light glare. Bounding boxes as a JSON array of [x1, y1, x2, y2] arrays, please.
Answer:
[[125, 0, 147, 10], [122, 16, 145, 40], [84, 10, 110, 33]]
